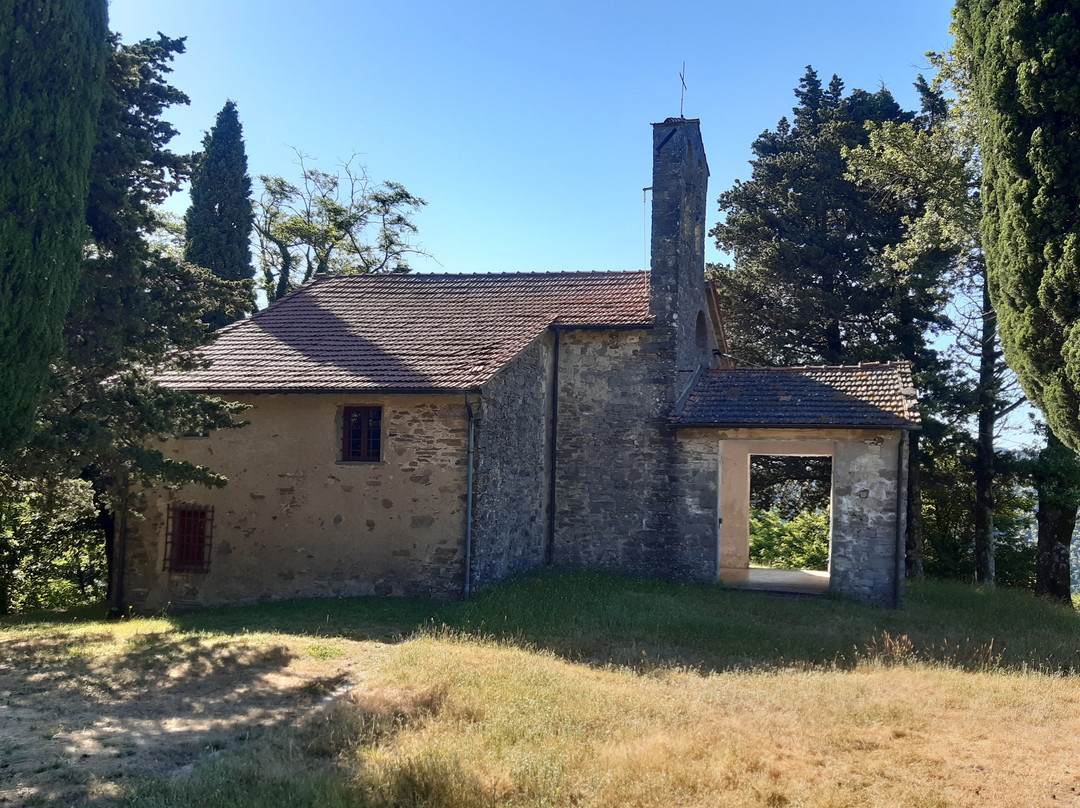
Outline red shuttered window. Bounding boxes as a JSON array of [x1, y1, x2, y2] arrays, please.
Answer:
[[164, 504, 214, 573]]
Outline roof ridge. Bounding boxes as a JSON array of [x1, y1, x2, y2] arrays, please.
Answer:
[[712, 361, 907, 372], [305, 269, 648, 281]]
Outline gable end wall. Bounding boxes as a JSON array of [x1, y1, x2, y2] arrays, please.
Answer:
[[470, 334, 554, 588]]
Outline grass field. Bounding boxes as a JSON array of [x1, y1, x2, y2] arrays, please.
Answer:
[[2, 573, 1080, 807]]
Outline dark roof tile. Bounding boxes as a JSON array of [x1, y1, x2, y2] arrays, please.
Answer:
[[670, 362, 920, 429]]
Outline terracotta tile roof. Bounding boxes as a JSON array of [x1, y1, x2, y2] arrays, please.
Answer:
[[156, 271, 653, 392], [670, 362, 921, 429]]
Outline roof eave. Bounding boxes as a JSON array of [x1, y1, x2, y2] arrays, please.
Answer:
[[549, 321, 654, 332], [669, 420, 922, 431], [159, 385, 485, 396]]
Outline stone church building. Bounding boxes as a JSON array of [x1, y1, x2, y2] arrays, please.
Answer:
[[122, 118, 920, 611]]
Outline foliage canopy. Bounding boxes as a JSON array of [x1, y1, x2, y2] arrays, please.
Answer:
[[0, 0, 108, 452], [255, 155, 427, 303], [709, 66, 952, 371], [953, 0, 1080, 453], [0, 33, 248, 611]]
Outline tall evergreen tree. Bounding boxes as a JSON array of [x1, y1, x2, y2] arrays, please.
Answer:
[[184, 100, 254, 328], [0, 0, 108, 451], [0, 34, 247, 609], [953, 0, 1080, 453], [844, 70, 1029, 586], [710, 67, 950, 368]]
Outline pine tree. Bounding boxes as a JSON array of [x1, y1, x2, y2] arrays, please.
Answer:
[[184, 100, 254, 328], [710, 67, 949, 367], [710, 68, 959, 578], [0, 0, 108, 451], [954, 0, 1080, 453]]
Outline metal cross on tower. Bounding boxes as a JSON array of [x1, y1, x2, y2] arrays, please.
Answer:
[[680, 62, 687, 118]]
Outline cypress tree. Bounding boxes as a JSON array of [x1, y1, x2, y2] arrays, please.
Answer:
[[11, 34, 248, 607], [954, 0, 1080, 452], [184, 100, 254, 328], [0, 0, 108, 451]]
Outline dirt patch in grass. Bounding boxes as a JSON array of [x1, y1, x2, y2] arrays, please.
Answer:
[[0, 619, 385, 806]]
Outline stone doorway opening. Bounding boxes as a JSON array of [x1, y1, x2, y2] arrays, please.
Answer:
[[750, 454, 832, 568], [717, 440, 835, 595]]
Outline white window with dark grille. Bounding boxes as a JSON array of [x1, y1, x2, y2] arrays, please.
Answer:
[[164, 503, 213, 573]]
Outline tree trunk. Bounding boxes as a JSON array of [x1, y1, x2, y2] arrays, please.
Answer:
[[1036, 502, 1074, 603], [1034, 433, 1080, 604], [973, 278, 996, 585], [0, 543, 12, 616], [973, 412, 995, 585], [895, 287, 925, 580], [823, 318, 844, 365], [905, 431, 924, 578], [98, 504, 117, 605]]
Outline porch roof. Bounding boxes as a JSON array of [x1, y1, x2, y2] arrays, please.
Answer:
[[670, 362, 921, 429]]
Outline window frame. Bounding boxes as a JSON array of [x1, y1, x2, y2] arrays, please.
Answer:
[[163, 503, 214, 574], [341, 405, 383, 463]]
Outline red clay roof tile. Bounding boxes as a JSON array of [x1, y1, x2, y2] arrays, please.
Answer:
[[157, 271, 653, 392]]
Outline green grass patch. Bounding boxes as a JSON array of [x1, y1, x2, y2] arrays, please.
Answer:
[[5, 571, 1079, 672], [438, 570, 1080, 672]]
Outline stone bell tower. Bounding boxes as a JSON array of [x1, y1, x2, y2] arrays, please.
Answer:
[[649, 117, 711, 391]]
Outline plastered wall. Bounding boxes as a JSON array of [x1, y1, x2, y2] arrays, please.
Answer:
[[125, 394, 470, 609]]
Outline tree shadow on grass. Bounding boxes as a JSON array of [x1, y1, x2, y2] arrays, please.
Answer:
[[131, 572, 1080, 676], [0, 626, 316, 807], [433, 570, 1080, 676], [160, 593, 446, 643]]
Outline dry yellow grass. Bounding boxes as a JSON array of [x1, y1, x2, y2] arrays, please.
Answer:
[[6, 577, 1080, 807], [342, 637, 1080, 808]]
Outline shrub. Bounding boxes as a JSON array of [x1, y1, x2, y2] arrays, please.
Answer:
[[749, 507, 829, 571]]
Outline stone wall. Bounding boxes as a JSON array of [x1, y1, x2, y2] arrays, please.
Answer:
[[124, 393, 470, 610], [470, 334, 554, 588], [831, 431, 907, 606], [552, 328, 715, 580], [668, 428, 722, 574], [674, 427, 907, 607]]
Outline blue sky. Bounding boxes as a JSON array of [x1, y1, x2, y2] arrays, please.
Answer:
[[107, 0, 956, 275]]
